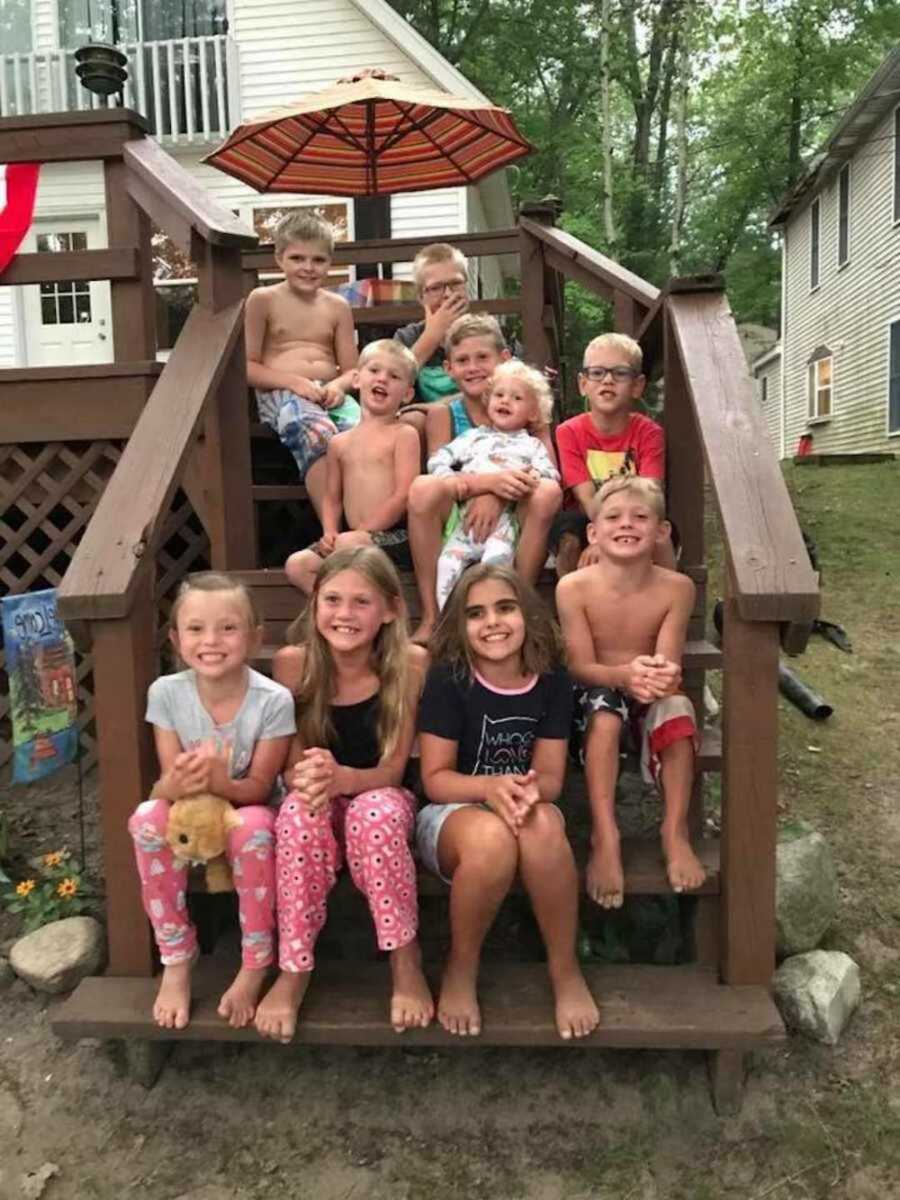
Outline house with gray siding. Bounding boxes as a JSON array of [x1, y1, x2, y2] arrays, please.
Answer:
[[0, 0, 514, 368], [769, 47, 900, 459], [752, 343, 781, 452]]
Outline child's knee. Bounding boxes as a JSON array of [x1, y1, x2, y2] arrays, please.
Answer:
[[128, 797, 169, 843], [586, 711, 623, 746], [408, 473, 451, 517], [522, 802, 565, 843], [524, 479, 562, 521], [228, 805, 275, 855]]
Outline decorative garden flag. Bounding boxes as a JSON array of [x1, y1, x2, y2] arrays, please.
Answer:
[[2, 589, 78, 783], [0, 163, 41, 275]]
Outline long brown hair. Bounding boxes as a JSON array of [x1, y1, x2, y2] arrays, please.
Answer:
[[290, 546, 410, 759], [429, 563, 563, 678]]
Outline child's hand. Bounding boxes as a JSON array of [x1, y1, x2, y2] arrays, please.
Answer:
[[624, 656, 674, 704], [292, 377, 326, 405], [578, 544, 606, 569], [320, 379, 345, 410], [483, 774, 533, 835], [463, 493, 504, 541], [315, 532, 338, 556], [423, 290, 468, 340], [168, 750, 211, 797], [489, 469, 538, 502], [644, 655, 681, 697], [291, 748, 343, 812]]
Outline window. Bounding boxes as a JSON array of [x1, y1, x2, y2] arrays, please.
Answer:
[[894, 108, 900, 225], [807, 352, 832, 421], [810, 197, 820, 289], [837, 164, 850, 266], [36, 231, 92, 325], [890, 319, 900, 435], [760, 375, 768, 407]]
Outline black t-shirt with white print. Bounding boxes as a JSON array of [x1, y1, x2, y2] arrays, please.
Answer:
[[417, 663, 574, 777]]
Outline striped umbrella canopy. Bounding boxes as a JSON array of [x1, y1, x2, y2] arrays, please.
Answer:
[[202, 69, 532, 197]]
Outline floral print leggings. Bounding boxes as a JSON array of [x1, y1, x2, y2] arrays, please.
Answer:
[[275, 787, 418, 973], [128, 798, 276, 968]]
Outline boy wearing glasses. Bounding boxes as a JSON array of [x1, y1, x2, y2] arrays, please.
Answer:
[[552, 333, 673, 576], [395, 243, 471, 409]]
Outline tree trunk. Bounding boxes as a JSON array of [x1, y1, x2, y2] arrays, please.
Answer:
[[600, 0, 617, 247]]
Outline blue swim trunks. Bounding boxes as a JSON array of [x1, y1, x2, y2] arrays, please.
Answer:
[[256, 388, 361, 479]]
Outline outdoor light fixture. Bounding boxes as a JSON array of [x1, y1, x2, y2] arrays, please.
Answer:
[[74, 0, 128, 98]]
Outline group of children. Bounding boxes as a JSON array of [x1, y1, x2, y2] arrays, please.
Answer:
[[127, 211, 708, 1043]]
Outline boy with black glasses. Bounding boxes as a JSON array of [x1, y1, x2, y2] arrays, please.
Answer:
[[551, 333, 674, 576]]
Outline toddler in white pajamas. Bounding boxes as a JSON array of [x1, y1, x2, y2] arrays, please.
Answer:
[[427, 360, 559, 609]]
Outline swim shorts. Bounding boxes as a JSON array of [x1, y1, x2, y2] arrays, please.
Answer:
[[573, 686, 697, 785], [256, 388, 361, 479], [371, 525, 413, 572]]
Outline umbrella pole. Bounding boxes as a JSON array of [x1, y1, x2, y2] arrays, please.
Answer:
[[366, 101, 377, 195]]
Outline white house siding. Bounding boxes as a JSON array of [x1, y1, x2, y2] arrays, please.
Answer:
[[32, 0, 57, 52], [232, 0, 446, 117], [0, 290, 19, 366], [782, 106, 900, 456], [753, 355, 782, 452]]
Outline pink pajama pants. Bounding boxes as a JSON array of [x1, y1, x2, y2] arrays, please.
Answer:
[[128, 797, 276, 968], [275, 787, 418, 973]]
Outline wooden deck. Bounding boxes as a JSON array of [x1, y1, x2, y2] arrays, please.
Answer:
[[51, 961, 784, 1050]]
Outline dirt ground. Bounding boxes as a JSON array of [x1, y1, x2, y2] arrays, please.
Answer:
[[2, 462, 900, 1200]]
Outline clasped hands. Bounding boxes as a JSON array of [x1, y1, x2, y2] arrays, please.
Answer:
[[625, 654, 681, 704], [160, 739, 231, 799], [483, 769, 541, 835], [291, 376, 345, 410], [290, 748, 346, 815]]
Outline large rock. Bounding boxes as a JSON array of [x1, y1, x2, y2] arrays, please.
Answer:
[[773, 950, 861, 1044], [776, 822, 838, 956], [9, 917, 105, 994]]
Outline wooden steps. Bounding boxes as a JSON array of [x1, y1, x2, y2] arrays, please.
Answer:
[[51, 960, 784, 1050]]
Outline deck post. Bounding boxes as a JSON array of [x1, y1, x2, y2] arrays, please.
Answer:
[[91, 562, 157, 976], [720, 571, 779, 985], [518, 203, 554, 371], [613, 290, 641, 337], [104, 153, 156, 362], [194, 240, 256, 569]]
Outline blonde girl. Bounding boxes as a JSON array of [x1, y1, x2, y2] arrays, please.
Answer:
[[255, 546, 432, 1042], [417, 563, 599, 1040], [129, 572, 295, 1032]]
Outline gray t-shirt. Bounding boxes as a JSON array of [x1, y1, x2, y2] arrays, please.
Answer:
[[145, 667, 295, 783]]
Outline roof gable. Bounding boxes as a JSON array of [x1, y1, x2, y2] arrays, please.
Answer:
[[769, 47, 900, 227]]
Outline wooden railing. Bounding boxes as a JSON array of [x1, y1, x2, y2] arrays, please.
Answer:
[[0, 37, 235, 142]]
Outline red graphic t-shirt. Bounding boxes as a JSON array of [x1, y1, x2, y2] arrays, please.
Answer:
[[556, 412, 665, 507]]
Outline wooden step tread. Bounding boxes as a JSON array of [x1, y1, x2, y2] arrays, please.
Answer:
[[51, 962, 783, 1049]]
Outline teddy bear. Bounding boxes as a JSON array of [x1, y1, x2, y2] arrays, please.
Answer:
[[166, 794, 241, 893]]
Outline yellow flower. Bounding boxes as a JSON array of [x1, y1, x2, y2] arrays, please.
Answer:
[[16, 879, 36, 897], [43, 851, 63, 868], [57, 878, 78, 899]]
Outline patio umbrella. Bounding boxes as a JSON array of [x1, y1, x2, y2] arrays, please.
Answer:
[[202, 68, 531, 196]]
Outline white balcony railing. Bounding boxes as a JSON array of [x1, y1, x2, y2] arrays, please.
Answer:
[[0, 37, 235, 143]]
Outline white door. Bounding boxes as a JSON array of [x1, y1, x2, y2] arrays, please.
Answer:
[[22, 217, 113, 366]]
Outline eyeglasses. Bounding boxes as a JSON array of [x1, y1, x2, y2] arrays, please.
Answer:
[[580, 365, 639, 383], [421, 277, 467, 299]]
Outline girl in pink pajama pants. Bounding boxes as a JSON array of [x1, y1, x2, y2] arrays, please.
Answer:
[[254, 546, 434, 1044]]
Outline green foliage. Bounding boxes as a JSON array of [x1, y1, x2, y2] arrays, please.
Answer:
[[2, 848, 91, 933], [388, 0, 900, 325]]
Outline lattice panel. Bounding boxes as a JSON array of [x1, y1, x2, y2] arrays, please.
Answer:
[[1, 442, 209, 771]]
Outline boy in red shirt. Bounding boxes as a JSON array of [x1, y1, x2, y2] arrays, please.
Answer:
[[553, 333, 674, 576]]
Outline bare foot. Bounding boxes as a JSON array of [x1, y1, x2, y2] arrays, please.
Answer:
[[586, 836, 624, 909], [217, 965, 268, 1029], [438, 958, 481, 1036], [410, 616, 437, 648], [153, 961, 192, 1030], [254, 970, 311, 1043], [662, 826, 707, 894], [550, 965, 600, 1040], [389, 940, 434, 1032]]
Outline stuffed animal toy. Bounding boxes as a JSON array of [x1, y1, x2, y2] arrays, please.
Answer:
[[166, 794, 241, 893]]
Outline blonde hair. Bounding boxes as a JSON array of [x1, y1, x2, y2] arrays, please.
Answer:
[[488, 359, 554, 428], [583, 332, 643, 372], [430, 563, 563, 678], [169, 571, 260, 632], [412, 242, 468, 293], [274, 209, 334, 256], [592, 475, 666, 519], [444, 312, 506, 356], [290, 547, 410, 760], [358, 338, 419, 384]]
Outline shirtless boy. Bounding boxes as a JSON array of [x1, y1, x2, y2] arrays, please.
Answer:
[[556, 476, 706, 908], [407, 316, 561, 645], [284, 340, 420, 594], [246, 210, 359, 516]]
